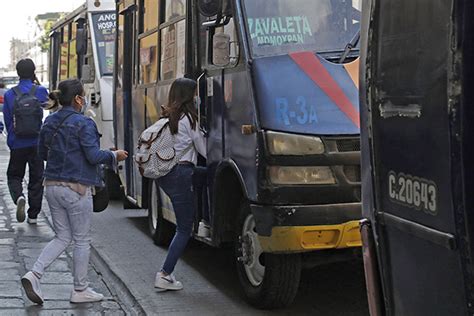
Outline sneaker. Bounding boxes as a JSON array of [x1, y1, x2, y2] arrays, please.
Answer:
[[197, 221, 211, 238], [16, 196, 26, 223], [70, 287, 104, 303], [154, 272, 183, 291], [27, 217, 37, 225], [21, 271, 43, 305]]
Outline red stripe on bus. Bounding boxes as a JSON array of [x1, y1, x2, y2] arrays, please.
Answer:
[[289, 51, 360, 128]]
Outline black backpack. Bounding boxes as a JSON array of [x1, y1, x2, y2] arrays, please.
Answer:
[[12, 86, 43, 137]]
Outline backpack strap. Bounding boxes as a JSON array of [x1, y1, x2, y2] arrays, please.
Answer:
[[176, 143, 194, 162], [12, 86, 23, 97], [29, 85, 38, 96]]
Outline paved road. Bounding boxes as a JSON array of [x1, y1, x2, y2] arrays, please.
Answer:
[[91, 202, 369, 315]]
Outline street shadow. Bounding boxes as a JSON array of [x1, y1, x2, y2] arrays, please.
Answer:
[[120, 212, 369, 315], [179, 242, 368, 315], [126, 215, 149, 238]]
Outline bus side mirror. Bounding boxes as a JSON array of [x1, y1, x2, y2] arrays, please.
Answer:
[[213, 33, 231, 67], [198, 0, 222, 17], [76, 27, 88, 55]]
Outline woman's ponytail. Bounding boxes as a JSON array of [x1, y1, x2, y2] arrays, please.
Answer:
[[48, 90, 61, 110]]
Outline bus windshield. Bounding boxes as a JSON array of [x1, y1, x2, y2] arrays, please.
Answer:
[[91, 12, 116, 76], [243, 0, 361, 58]]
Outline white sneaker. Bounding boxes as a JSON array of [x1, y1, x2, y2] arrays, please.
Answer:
[[197, 221, 211, 238], [21, 271, 43, 305], [70, 287, 104, 303], [27, 217, 37, 225], [154, 272, 183, 291], [16, 196, 26, 223]]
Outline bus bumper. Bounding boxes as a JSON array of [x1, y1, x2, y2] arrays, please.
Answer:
[[251, 203, 362, 253]]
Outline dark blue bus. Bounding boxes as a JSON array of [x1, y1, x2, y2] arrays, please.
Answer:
[[114, 0, 362, 308]]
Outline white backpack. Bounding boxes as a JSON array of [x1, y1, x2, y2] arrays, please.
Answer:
[[134, 118, 192, 179]]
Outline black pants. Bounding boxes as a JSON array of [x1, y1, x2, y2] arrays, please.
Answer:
[[7, 146, 44, 219]]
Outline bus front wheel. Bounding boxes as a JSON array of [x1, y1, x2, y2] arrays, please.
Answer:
[[235, 201, 302, 309], [148, 180, 174, 247]]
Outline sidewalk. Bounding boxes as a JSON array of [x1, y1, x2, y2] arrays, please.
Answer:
[[0, 138, 126, 315]]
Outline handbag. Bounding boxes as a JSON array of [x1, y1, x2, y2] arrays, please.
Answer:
[[93, 186, 109, 213], [93, 164, 109, 213]]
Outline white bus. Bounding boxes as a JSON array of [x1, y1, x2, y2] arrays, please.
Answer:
[[49, 0, 120, 195], [49, 0, 116, 150]]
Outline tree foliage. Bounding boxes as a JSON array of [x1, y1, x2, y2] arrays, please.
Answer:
[[38, 20, 55, 53]]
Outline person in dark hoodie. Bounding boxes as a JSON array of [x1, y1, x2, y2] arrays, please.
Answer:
[[3, 59, 48, 224]]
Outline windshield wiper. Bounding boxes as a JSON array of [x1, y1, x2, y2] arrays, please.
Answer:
[[339, 29, 361, 64]]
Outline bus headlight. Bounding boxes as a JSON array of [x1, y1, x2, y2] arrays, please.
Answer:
[[266, 131, 325, 155], [268, 166, 336, 185]]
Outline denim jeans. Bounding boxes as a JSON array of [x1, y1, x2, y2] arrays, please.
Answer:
[[32, 185, 93, 291], [158, 164, 195, 275]]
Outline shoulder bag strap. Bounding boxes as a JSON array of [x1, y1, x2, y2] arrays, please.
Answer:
[[45, 112, 78, 150]]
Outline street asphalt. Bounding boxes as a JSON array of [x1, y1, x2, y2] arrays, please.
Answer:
[[91, 205, 369, 315], [0, 133, 369, 315]]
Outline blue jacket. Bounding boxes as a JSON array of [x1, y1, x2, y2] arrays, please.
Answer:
[[38, 106, 115, 187], [3, 79, 48, 149]]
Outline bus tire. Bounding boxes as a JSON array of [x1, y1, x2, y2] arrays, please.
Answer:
[[235, 200, 302, 309], [148, 180, 174, 247]]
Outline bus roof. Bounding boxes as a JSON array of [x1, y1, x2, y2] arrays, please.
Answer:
[[51, 0, 115, 31]]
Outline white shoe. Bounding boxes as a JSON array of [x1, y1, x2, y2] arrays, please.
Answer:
[[21, 271, 43, 305], [197, 221, 211, 238], [27, 217, 37, 225], [155, 272, 183, 291], [16, 196, 26, 223], [70, 287, 104, 303]]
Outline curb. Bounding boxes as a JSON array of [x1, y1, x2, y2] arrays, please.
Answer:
[[90, 246, 147, 316]]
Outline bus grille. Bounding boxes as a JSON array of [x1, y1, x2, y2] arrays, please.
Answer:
[[343, 165, 361, 183], [336, 139, 360, 152]]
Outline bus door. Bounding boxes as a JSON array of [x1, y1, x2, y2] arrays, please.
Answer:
[[199, 12, 247, 226], [361, 0, 471, 314], [117, 4, 136, 198]]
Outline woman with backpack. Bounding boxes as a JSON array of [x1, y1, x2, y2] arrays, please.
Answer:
[[20, 79, 128, 305], [154, 78, 207, 291]]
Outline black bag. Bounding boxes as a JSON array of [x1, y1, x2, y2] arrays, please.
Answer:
[[93, 164, 109, 213], [93, 186, 109, 213], [12, 86, 43, 137]]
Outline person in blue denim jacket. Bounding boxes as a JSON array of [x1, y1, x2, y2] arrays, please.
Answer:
[[20, 79, 128, 305]]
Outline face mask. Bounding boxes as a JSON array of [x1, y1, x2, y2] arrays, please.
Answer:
[[194, 96, 201, 109]]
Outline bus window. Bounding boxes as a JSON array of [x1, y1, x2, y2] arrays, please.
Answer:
[[91, 12, 116, 76], [139, 32, 159, 84], [117, 9, 125, 89], [140, 0, 159, 33], [243, 0, 361, 57], [160, 19, 185, 80], [213, 18, 240, 67], [64, 24, 70, 42], [59, 27, 69, 81], [69, 23, 78, 78], [164, 0, 185, 22]]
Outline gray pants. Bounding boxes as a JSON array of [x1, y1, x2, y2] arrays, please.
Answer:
[[32, 185, 93, 291]]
